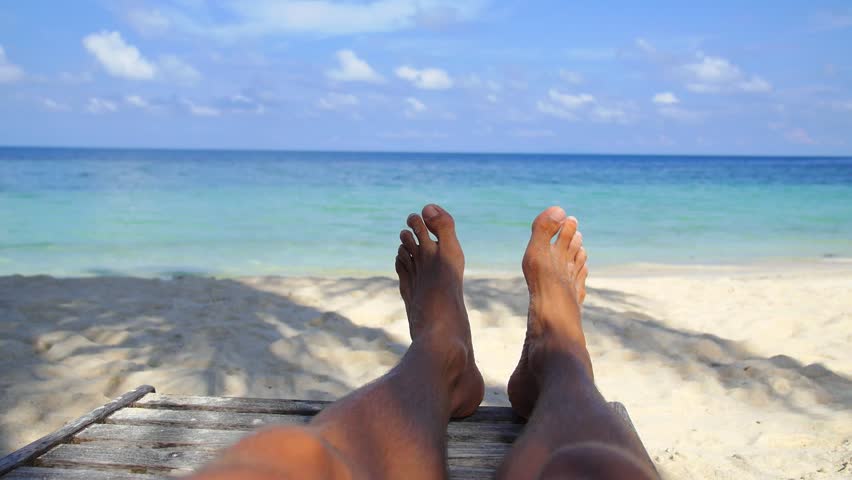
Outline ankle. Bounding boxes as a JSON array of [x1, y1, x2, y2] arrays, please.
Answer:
[[408, 335, 471, 386], [530, 341, 594, 386]]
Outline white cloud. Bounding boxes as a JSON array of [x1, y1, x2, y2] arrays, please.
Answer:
[[403, 97, 428, 117], [395, 65, 453, 90], [378, 130, 448, 140], [327, 50, 384, 83], [536, 100, 577, 120], [460, 74, 501, 91], [127, 8, 171, 35], [832, 100, 852, 111], [537, 89, 595, 119], [548, 89, 595, 109], [538, 89, 636, 124], [565, 47, 617, 61], [591, 105, 633, 124], [657, 106, 703, 122], [559, 70, 583, 84], [512, 129, 555, 138], [786, 128, 816, 145], [652, 92, 679, 105], [40, 98, 70, 112], [0, 45, 25, 83], [158, 54, 201, 85], [59, 71, 93, 84], [635, 37, 657, 55], [224, 94, 266, 114], [182, 99, 220, 117], [136, 1, 486, 38], [86, 97, 118, 114], [83, 31, 156, 80], [681, 54, 772, 93], [125, 95, 151, 109], [810, 10, 852, 31], [486, 93, 498, 103], [684, 56, 740, 83], [738, 76, 772, 93], [82, 31, 201, 84], [318, 92, 359, 110]]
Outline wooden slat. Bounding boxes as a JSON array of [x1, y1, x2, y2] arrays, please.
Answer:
[[448, 467, 494, 480], [1, 466, 170, 480], [104, 409, 521, 443], [107, 408, 310, 430], [75, 424, 250, 449], [36, 441, 509, 474], [134, 394, 524, 423], [75, 423, 518, 456], [0, 385, 156, 476], [35, 443, 212, 473], [3, 385, 646, 480]]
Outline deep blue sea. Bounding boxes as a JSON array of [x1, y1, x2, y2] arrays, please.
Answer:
[[1, 147, 851, 277]]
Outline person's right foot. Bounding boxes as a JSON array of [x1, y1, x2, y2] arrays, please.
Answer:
[[507, 206, 590, 418], [395, 204, 485, 418]]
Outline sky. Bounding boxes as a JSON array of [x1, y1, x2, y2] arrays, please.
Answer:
[[0, 0, 850, 155]]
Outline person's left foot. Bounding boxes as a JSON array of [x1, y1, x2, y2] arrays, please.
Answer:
[[395, 204, 485, 418]]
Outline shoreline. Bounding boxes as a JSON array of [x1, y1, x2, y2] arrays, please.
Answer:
[[3, 255, 850, 281]]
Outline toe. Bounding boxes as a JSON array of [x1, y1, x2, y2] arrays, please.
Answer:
[[400, 230, 418, 256], [567, 231, 583, 260], [555, 216, 579, 251], [530, 206, 567, 246], [577, 264, 589, 303], [574, 247, 588, 271], [422, 204, 463, 254], [422, 204, 456, 237], [397, 245, 414, 272], [407, 214, 435, 249]]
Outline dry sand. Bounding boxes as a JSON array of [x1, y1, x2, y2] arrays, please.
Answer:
[[1, 261, 850, 478]]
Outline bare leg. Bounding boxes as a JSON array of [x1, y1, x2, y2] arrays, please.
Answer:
[[498, 207, 657, 480], [192, 204, 484, 480]]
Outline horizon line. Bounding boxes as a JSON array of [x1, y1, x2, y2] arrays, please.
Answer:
[[1, 144, 851, 159]]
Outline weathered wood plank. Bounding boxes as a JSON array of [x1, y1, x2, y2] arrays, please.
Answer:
[[0, 385, 156, 476], [35, 443, 211, 473], [75, 424, 515, 459], [448, 467, 494, 480], [1, 466, 170, 479], [107, 408, 311, 430], [104, 409, 522, 443], [134, 394, 524, 423], [5, 463, 490, 480], [75, 424, 250, 449], [36, 441, 509, 473]]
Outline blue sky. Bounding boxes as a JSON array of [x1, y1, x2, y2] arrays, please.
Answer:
[[0, 1, 850, 154]]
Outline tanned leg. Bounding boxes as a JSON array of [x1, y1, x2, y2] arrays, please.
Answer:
[[498, 207, 657, 480], [192, 204, 484, 480]]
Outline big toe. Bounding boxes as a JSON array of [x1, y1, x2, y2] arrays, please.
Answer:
[[529, 206, 567, 247], [422, 204, 461, 249]]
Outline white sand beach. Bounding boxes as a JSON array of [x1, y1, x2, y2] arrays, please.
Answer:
[[1, 261, 850, 479]]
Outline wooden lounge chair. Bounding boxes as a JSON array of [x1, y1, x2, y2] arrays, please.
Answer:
[[0, 385, 653, 479]]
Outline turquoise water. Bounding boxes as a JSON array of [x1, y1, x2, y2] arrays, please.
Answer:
[[1, 147, 851, 277]]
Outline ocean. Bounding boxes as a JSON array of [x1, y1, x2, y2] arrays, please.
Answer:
[[1, 147, 851, 277]]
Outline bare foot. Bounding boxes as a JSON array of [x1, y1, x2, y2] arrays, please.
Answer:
[[507, 206, 590, 418], [395, 204, 485, 418]]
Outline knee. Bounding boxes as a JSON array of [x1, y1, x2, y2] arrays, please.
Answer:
[[197, 427, 354, 480], [536, 442, 657, 480]]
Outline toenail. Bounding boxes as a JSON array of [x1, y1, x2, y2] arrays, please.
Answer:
[[423, 204, 440, 220], [548, 208, 566, 222]]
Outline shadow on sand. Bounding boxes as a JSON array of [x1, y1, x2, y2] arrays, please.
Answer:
[[1, 273, 850, 457]]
